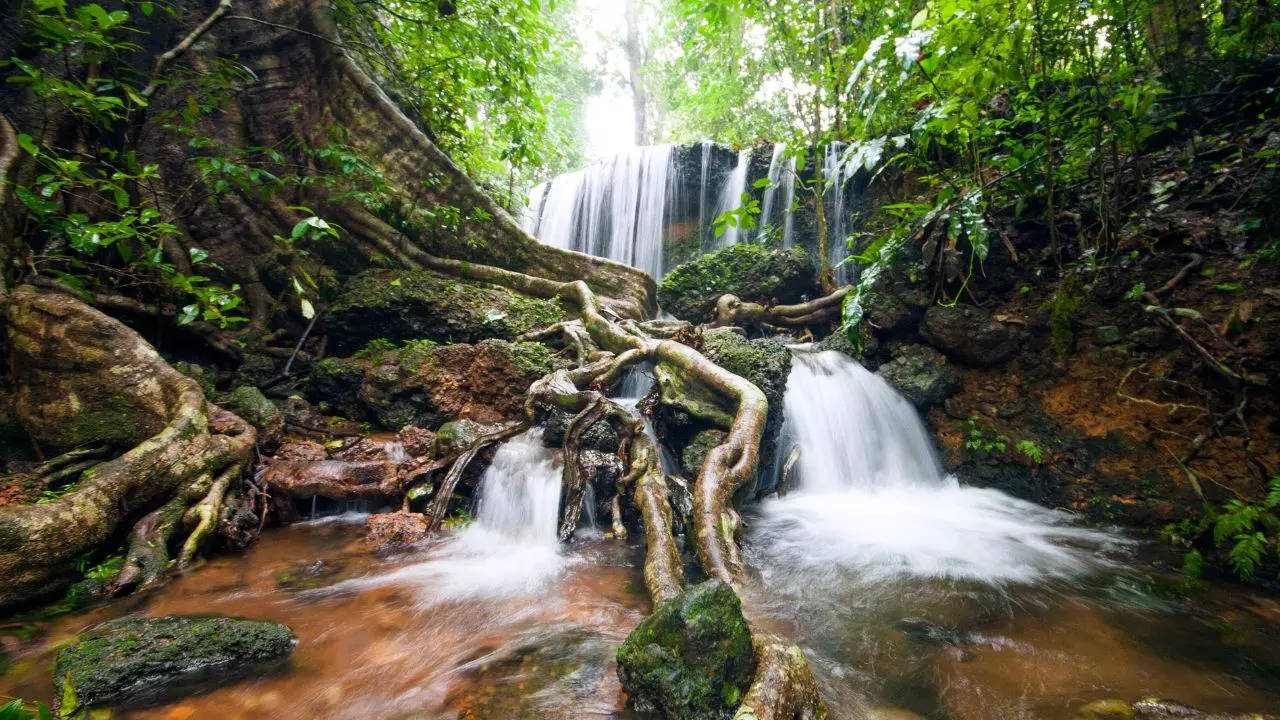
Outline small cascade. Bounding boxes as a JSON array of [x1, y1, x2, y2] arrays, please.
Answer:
[[525, 145, 675, 279], [757, 349, 1120, 583], [713, 147, 752, 248], [346, 429, 567, 601]]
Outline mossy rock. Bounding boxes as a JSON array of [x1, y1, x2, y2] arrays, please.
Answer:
[[876, 344, 959, 409], [616, 580, 755, 720], [700, 329, 792, 490], [53, 615, 296, 713], [681, 428, 725, 477], [308, 339, 556, 430], [658, 244, 816, 323], [325, 269, 565, 355]]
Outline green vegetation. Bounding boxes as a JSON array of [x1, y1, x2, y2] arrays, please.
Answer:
[[1167, 475, 1280, 581], [964, 416, 1009, 456], [1044, 277, 1087, 357], [658, 243, 814, 323]]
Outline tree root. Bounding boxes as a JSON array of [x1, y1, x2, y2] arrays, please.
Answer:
[[712, 286, 851, 332], [178, 463, 240, 568], [0, 287, 255, 609], [735, 635, 826, 720], [423, 421, 530, 532]]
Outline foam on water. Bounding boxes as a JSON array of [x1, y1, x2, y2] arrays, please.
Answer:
[[754, 350, 1121, 585]]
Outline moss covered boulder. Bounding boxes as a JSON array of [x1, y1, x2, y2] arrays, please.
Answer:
[[326, 269, 566, 355], [309, 338, 558, 429], [919, 304, 1019, 366], [701, 329, 792, 491], [222, 385, 284, 450], [876, 344, 959, 408], [658, 244, 816, 323], [53, 616, 295, 713], [616, 580, 755, 720]]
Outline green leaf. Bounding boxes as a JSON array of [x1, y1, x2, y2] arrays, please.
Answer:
[[16, 133, 38, 157], [178, 304, 199, 325]]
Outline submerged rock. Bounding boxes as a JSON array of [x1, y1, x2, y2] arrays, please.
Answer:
[[919, 304, 1019, 366], [365, 511, 430, 546], [1073, 698, 1278, 720], [54, 616, 295, 712], [876, 344, 959, 408], [616, 580, 755, 720], [658, 244, 816, 324], [325, 269, 565, 354]]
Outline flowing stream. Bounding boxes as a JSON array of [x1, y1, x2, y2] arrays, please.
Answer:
[[741, 349, 1280, 718], [4, 358, 1280, 718]]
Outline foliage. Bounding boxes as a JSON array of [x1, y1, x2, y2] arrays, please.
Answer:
[[332, 0, 595, 197], [1044, 276, 1086, 357], [1165, 475, 1280, 581], [964, 416, 1008, 455], [1016, 439, 1045, 464], [0, 699, 53, 720]]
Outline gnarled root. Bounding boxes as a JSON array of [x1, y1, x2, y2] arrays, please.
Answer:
[[0, 287, 255, 608], [629, 432, 684, 603], [424, 421, 530, 532], [735, 635, 826, 720], [712, 286, 851, 332]]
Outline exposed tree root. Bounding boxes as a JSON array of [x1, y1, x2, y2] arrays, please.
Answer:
[[736, 635, 827, 720], [712, 286, 850, 332], [0, 286, 254, 609], [423, 421, 529, 532]]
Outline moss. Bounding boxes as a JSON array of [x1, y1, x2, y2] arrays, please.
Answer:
[[616, 580, 754, 720], [658, 244, 816, 323], [54, 616, 296, 712], [326, 269, 565, 354], [681, 429, 725, 476], [483, 339, 555, 377], [222, 386, 280, 430], [1044, 276, 1087, 357]]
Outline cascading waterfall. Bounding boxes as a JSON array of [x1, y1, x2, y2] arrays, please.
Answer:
[[524, 145, 675, 279], [823, 143, 854, 284], [344, 429, 568, 601], [757, 349, 1120, 583], [697, 140, 715, 253], [759, 143, 797, 249], [713, 147, 753, 248]]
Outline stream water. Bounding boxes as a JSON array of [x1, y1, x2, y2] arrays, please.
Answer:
[[4, 355, 1280, 718]]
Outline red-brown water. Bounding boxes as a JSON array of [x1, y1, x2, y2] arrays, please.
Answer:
[[1, 516, 649, 719]]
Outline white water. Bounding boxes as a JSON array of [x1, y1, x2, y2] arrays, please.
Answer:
[[524, 145, 675, 278], [823, 143, 854, 284], [713, 147, 753, 248], [754, 350, 1121, 584], [759, 144, 796, 248], [340, 430, 569, 601]]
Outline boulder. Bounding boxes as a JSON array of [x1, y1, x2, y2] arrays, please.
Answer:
[[309, 339, 556, 429], [876, 344, 960, 408], [919, 304, 1019, 366], [396, 425, 437, 457], [53, 616, 295, 712], [325, 269, 566, 354], [538, 407, 622, 453], [681, 428, 725, 477], [658, 244, 816, 324], [700, 329, 792, 492], [365, 511, 430, 546], [223, 386, 284, 450], [616, 580, 755, 720], [862, 265, 931, 336]]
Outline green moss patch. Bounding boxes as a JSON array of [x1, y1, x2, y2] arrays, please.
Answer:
[[658, 244, 816, 323]]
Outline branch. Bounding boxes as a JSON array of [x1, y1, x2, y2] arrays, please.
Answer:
[[141, 0, 234, 99]]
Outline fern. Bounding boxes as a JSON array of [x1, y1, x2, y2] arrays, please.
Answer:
[[1229, 532, 1268, 580], [1213, 500, 1261, 547]]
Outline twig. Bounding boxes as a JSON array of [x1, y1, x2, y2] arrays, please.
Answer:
[[224, 15, 378, 52], [141, 0, 234, 98], [281, 311, 319, 377]]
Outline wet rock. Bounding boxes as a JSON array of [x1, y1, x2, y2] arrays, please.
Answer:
[[919, 304, 1019, 366], [658, 244, 816, 323], [309, 339, 555, 429], [435, 418, 488, 455], [1130, 326, 1168, 349], [862, 265, 931, 336], [396, 425, 436, 457], [223, 386, 284, 450], [258, 459, 397, 500], [616, 580, 755, 720], [819, 328, 879, 367], [325, 269, 565, 354], [273, 440, 327, 462], [1093, 325, 1123, 346], [538, 407, 622, 453], [281, 396, 365, 438], [1073, 698, 1279, 720], [877, 344, 960, 408], [681, 428, 725, 477], [275, 560, 345, 591], [53, 616, 295, 712], [700, 329, 791, 490], [365, 511, 430, 546]]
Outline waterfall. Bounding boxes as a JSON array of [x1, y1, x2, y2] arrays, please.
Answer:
[[697, 140, 714, 253], [525, 145, 675, 279], [755, 349, 1120, 584], [713, 147, 752, 248], [345, 429, 568, 601], [823, 143, 854, 284], [519, 182, 547, 234], [759, 144, 796, 248]]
